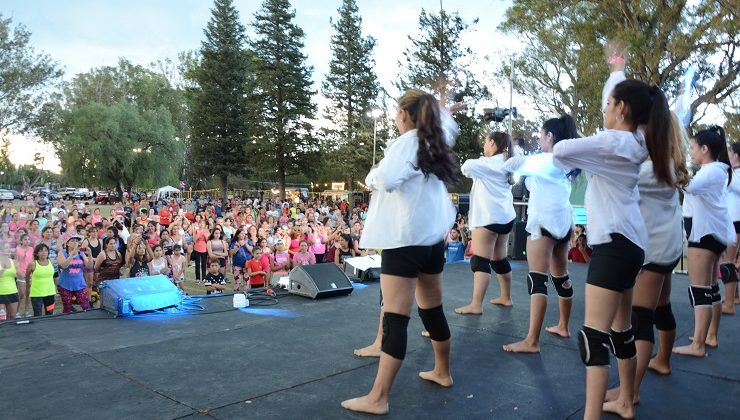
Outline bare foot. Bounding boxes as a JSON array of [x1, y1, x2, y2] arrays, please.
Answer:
[[341, 396, 389, 415], [502, 339, 540, 353], [545, 325, 570, 338], [421, 330, 430, 338], [489, 297, 513, 307], [722, 304, 735, 315], [689, 335, 718, 348], [647, 357, 671, 375], [419, 370, 454, 387], [454, 304, 482, 315], [602, 399, 635, 419], [734, 296, 740, 304], [604, 387, 640, 404], [673, 344, 706, 357], [353, 344, 381, 358]]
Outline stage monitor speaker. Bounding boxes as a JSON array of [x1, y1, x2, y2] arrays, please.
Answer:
[[507, 221, 527, 260], [100, 275, 182, 316], [289, 263, 354, 299]]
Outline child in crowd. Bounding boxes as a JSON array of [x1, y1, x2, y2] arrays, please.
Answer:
[[149, 244, 169, 277], [568, 234, 592, 263], [334, 233, 355, 268], [169, 244, 186, 292], [292, 240, 316, 266], [246, 247, 268, 289], [271, 239, 291, 278], [204, 258, 227, 294]]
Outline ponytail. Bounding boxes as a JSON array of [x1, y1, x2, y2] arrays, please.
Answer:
[[488, 131, 512, 159], [694, 126, 731, 185], [397, 89, 460, 185], [542, 115, 581, 179], [669, 112, 690, 189]]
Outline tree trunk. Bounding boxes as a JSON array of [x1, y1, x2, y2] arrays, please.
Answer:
[[220, 173, 228, 201], [278, 167, 286, 201]]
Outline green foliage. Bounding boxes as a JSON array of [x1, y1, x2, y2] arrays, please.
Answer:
[[500, 0, 739, 134], [250, 0, 317, 198], [0, 13, 62, 134], [186, 0, 254, 197]]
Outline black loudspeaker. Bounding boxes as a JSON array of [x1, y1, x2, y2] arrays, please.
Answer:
[[288, 263, 354, 299], [507, 221, 527, 260]]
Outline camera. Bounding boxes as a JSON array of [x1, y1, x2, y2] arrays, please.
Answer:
[[483, 107, 518, 123]]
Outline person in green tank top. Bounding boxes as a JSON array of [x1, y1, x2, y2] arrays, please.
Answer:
[[26, 243, 57, 317], [0, 241, 19, 320]]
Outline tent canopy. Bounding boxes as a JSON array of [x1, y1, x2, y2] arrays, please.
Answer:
[[155, 186, 181, 201]]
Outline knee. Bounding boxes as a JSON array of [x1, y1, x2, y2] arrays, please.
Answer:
[[711, 283, 722, 305], [631, 306, 655, 343], [578, 326, 611, 367], [720, 262, 738, 283], [688, 285, 713, 307], [470, 255, 491, 274], [527, 272, 548, 296], [551, 273, 573, 298], [491, 258, 511, 275], [417, 305, 451, 342], [381, 312, 411, 360], [654, 303, 676, 331], [610, 327, 637, 360]]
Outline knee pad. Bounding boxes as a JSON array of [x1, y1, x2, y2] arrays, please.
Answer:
[[711, 283, 722, 305], [610, 327, 637, 360], [654, 303, 676, 331], [720, 263, 738, 284], [381, 312, 410, 360], [631, 306, 655, 343], [417, 305, 451, 342], [491, 258, 511, 275], [578, 326, 612, 367], [470, 255, 491, 274], [688, 285, 713, 307], [551, 273, 573, 299], [527, 272, 548, 296]]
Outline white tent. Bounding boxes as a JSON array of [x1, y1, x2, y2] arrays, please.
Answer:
[[155, 185, 181, 201]]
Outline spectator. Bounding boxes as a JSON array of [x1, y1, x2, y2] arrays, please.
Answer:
[[57, 236, 92, 313], [293, 240, 316, 266], [445, 227, 467, 263], [0, 242, 19, 320], [203, 258, 227, 294], [230, 229, 252, 291], [270, 239, 291, 278], [26, 243, 56, 317], [568, 234, 592, 263], [334, 233, 355, 268], [191, 220, 209, 283], [94, 237, 123, 289], [169, 244, 186, 293], [246, 247, 268, 289], [207, 227, 229, 275], [149, 244, 169, 277]]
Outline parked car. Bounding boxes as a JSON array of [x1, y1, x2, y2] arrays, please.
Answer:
[[95, 191, 109, 204], [49, 191, 63, 201], [61, 187, 77, 199], [73, 188, 92, 200], [0, 189, 14, 201]]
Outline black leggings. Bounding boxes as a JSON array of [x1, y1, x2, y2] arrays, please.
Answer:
[[31, 295, 55, 317], [193, 251, 208, 280]]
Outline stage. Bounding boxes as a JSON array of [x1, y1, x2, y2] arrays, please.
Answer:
[[1, 262, 739, 419]]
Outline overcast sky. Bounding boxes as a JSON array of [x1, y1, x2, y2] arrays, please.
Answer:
[[2, 0, 520, 172]]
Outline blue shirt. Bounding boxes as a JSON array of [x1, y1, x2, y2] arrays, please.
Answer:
[[58, 251, 87, 291], [445, 241, 466, 263]]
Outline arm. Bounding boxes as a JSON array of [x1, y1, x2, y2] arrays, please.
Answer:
[[686, 166, 724, 196], [309, 252, 316, 265], [601, 70, 627, 112], [552, 135, 609, 173], [26, 260, 36, 284], [94, 252, 104, 271], [57, 250, 72, 269], [334, 249, 341, 267], [207, 241, 215, 258], [364, 140, 418, 192], [461, 158, 499, 179]]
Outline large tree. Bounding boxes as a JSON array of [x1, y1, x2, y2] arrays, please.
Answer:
[[397, 7, 490, 167], [320, 0, 381, 193], [0, 14, 62, 135], [250, 0, 317, 199], [187, 0, 253, 198], [499, 0, 739, 134]]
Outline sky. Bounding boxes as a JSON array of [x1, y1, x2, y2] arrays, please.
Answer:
[[1, 0, 520, 173]]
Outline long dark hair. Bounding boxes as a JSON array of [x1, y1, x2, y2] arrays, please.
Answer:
[[695, 126, 732, 186], [611, 79, 673, 186], [488, 131, 512, 159], [33, 243, 50, 260], [397, 89, 460, 185], [542, 115, 580, 179], [730, 142, 740, 163]]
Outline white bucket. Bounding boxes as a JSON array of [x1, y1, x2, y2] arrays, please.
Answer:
[[232, 293, 249, 308]]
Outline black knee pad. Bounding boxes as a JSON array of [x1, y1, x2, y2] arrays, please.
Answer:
[[688, 285, 713, 307], [578, 325, 612, 367], [527, 272, 548, 296], [470, 255, 491, 274], [418, 305, 451, 342], [720, 263, 738, 284], [631, 306, 655, 343], [381, 312, 410, 360], [711, 283, 721, 304], [610, 327, 637, 360], [551, 273, 573, 299], [491, 258, 511, 275], [654, 303, 676, 331]]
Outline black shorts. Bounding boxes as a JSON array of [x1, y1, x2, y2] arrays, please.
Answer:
[[683, 217, 692, 239], [587, 233, 645, 292], [0, 293, 19, 304], [540, 227, 572, 244], [483, 220, 514, 234], [734, 221, 740, 234], [688, 235, 726, 256], [642, 257, 681, 274], [381, 241, 445, 278]]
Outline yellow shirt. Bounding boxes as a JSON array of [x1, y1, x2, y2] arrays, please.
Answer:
[[29, 260, 56, 298], [0, 259, 17, 295]]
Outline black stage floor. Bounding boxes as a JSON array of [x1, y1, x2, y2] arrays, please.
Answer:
[[1, 262, 739, 419]]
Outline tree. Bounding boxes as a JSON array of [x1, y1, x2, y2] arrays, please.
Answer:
[[251, 0, 317, 199], [499, 0, 739, 134], [187, 0, 253, 199], [320, 0, 381, 196], [397, 7, 490, 165], [0, 14, 62, 135]]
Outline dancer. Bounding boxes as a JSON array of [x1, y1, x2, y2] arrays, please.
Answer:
[[341, 88, 459, 415], [455, 131, 517, 314], [604, 109, 689, 407], [553, 61, 672, 420], [674, 126, 733, 356], [720, 142, 740, 315], [502, 115, 579, 353]]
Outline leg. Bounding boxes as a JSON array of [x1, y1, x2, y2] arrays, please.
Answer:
[[503, 236, 555, 353], [354, 305, 383, 358], [546, 240, 573, 338], [31, 297, 44, 317], [416, 272, 453, 387], [649, 276, 676, 375], [456, 228, 496, 314], [721, 240, 738, 314], [75, 288, 92, 311], [43, 295, 55, 315], [674, 248, 714, 357], [15, 280, 27, 317], [706, 258, 722, 347], [341, 274, 416, 415], [490, 232, 513, 306], [603, 288, 637, 419], [58, 287, 73, 314], [4, 301, 18, 320]]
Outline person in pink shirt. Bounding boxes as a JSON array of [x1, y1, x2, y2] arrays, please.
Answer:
[[9, 212, 23, 235], [15, 234, 34, 317], [292, 241, 316, 266], [308, 225, 327, 263]]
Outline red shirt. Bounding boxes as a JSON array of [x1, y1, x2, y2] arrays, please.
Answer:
[[568, 246, 592, 263], [159, 209, 171, 226], [246, 259, 265, 287]]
